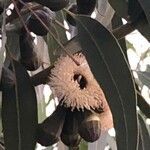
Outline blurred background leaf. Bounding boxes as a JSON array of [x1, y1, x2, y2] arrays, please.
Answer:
[[45, 11, 67, 65]]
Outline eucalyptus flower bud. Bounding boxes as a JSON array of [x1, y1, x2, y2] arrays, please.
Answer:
[[61, 109, 81, 147], [36, 105, 66, 146], [76, 110, 101, 142]]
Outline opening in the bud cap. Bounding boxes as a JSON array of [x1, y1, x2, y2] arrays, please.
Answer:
[[74, 74, 87, 90]]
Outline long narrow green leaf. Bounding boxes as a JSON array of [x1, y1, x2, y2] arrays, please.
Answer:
[[2, 60, 38, 150], [76, 16, 138, 150]]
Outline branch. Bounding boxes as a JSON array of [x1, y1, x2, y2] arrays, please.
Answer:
[[4, 3, 68, 32], [112, 13, 147, 40], [5, 4, 42, 24], [0, 66, 53, 90], [19, 0, 80, 66], [112, 22, 135, 40], [12, 0, 31, 35], [5, 2, 144, 41]]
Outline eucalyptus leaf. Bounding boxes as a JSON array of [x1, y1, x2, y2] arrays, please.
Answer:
[[108, 0, 128, 18], [2, 60, 38, 150], [46, 11, 67, 65], [6, 31, 20, 60], [137, 93, 150, 118], [54, 36, 81, 57], [146, 65, 150, 72], [96, 0, 115, 28], [0, 0, 10, 5], [76, 16, 138, 150], [138, 0, 150, 25], [0, 3, 7, 136], [80, 140, 88, 150], [126, 40, 136, 51], [136, 14, 150, 42], [138, 113, 150, 150], [140, 49, 150, 61], [137, 71, 150, 88], [112, 13, 127, 58], [128, 0, 143, 22], [0, 143, 4, 150], [138, 128, 144, 150]]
